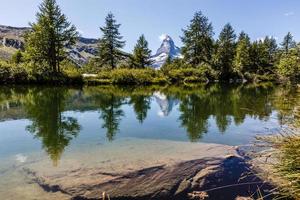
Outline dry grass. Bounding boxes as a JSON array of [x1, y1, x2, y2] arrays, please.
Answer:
[[258, 127, 300, 199]]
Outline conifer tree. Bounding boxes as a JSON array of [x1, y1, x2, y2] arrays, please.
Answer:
[[25, 0, 78, 73], [281, 32, 296, 53], [249, 39, 270, 73], [181, 11, 214, 66], [132, 35, 152, 68], [98, 13, 125, 69], [213, 23, 236, 80], [264, 36, 278, 63], [233, 32, 251, 75]]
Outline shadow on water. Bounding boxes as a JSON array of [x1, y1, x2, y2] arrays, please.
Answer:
[[189, 157, 276, 200]]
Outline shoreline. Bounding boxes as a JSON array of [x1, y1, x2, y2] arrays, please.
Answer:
[[3, 139, 276, 200]]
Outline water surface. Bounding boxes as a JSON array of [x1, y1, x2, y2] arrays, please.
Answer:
[[0, 84, 299, 199]]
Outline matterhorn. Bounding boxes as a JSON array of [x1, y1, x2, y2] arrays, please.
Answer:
[[151, 35, 181, 69]]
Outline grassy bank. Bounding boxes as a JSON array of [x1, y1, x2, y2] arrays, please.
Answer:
[[83, 68, 210, 85], [82, 68, 278, 86], [0, 59, 290, 86], [0, 61, 83, 85], [258, 128, 300, 199]]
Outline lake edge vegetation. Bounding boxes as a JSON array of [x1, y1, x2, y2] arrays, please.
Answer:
[[0, 0, 300, 85], [257, 126, 300, 199]]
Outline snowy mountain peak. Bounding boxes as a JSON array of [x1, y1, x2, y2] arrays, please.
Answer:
[[156, 35, 179, 56], [151, 35, 181, 69], [160, 34, 172, 41]]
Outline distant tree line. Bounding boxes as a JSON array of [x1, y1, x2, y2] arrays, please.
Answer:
[[2, 0, 300, 83]]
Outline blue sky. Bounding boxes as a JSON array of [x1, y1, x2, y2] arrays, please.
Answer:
[[1, 0, 299, 52]]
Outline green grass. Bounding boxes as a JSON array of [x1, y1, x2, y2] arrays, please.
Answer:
[[0, 60, 83, 85], [260, 128, 300, 199], [83, 67, 212, 85]]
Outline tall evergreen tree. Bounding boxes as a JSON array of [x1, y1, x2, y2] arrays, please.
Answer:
[[98, 13, 125, 69], [181, 11, 214, 66], [264, 36, 278, 64], [213, 23, 236, 80], [233, 32, 251, 75], [248, 39, 272, 74], [132, 35, 152, 68], [25, 0, 78, 73], [249, 40, 269, 73], [281, 32, 296, 53]]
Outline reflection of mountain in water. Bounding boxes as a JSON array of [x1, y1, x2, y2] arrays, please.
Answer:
[[153, 92, 179, 117], [1, 85, 300, 153]]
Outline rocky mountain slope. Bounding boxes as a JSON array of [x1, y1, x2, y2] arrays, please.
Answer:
[[1, 25, 181, 68], [151, 35, 181, 69], [0, 25, 98, 65]]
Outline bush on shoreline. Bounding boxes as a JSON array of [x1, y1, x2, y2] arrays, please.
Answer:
[[0, 60, 83, 85], [83, 67, 219, 85]]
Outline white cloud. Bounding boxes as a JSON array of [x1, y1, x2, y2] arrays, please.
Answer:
[[284, 12, 294, 17], [159, 34, 168, 41]]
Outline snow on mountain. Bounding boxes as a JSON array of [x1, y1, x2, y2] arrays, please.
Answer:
[[151, 35, 181, 69], [153, 92, 179, 117]]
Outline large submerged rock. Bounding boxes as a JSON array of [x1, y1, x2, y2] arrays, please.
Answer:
[[21, 141, 275, 200]]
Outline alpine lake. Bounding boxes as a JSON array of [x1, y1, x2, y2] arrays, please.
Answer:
[[0, 83, 299, 200]]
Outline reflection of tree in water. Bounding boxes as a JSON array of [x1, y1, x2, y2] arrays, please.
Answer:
[[177, 84, 276, 142], [25, 88, 80, 166], [83, 85, 280, 143], [130, 95, 151, 123], [98, 94, 124, 141], [272, 86, 300, 126], [179, 94, 210, 142], [3, 84, 300, 148]]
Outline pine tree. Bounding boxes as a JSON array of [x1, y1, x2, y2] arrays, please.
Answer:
[[281, 32, 296, 53], [213, 23, 236, 80], [263, 36, 278, 64], [181, 11, 214, 66], [25, 0, 78, 73], [249, 40, 270, 73], [98, 13, 125, 69], [132, 35, 152, 68], [233, 32, 251, 75]]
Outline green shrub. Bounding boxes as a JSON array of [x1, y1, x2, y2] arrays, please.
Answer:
[[11, 50, 24, 64], [85, 67, 212, 85], [165, 68, 209, 83], [276, 50, 300, 82], [0, 60, 83, 84], [0, 61, 28, 83]]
